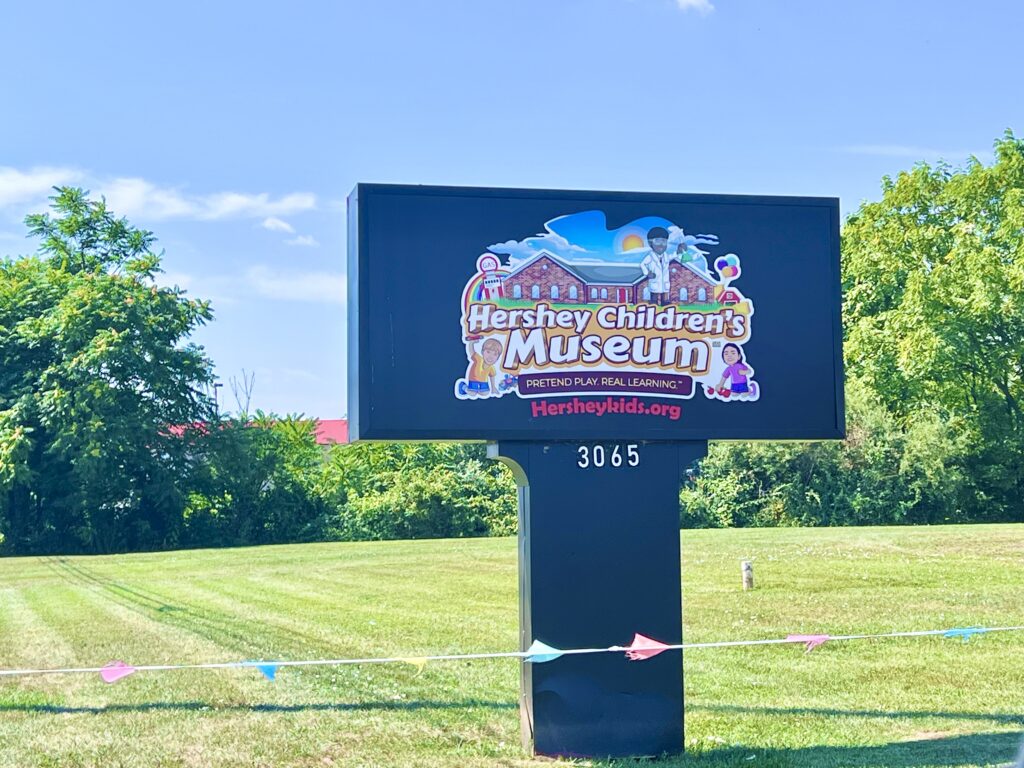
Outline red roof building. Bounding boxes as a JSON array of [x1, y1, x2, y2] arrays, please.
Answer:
[[503, 251, 717, 306], [314, 419, 349, 445]]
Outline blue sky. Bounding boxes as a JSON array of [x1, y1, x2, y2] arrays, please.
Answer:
[[2, 0, 1021, 417]]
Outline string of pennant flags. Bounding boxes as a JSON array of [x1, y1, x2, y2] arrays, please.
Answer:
[[0, 624, 1020, 685]]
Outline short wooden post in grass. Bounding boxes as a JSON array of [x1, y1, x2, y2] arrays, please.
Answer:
[[742, 560, 754, 590], [348, 183, 844, 759]]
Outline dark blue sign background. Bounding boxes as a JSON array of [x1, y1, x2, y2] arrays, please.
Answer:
[[348, 184, 843, 442]]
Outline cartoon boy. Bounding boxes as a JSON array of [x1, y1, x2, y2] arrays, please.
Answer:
[[715, 343, 755, 398], [459, 336, 504, 397]]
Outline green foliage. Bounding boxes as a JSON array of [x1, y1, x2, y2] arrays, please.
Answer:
[[0, 189, 215, 553], [333, 443, 516, 541], [842, 131, 1024, 520], [0, 196, 517, 557], [681, 383, 974, 528], [180, 426, 517, 550], [182, 414, 334, 547]]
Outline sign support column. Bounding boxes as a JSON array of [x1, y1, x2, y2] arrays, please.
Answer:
[[490, 440, 707, 758]]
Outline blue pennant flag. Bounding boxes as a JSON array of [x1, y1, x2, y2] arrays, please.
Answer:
[[525, 640, 564, 664], [943, 627, 988, 643], [255, 663, 279, 681]]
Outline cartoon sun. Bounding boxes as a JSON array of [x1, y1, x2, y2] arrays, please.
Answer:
[[621, 233, 645, 251]]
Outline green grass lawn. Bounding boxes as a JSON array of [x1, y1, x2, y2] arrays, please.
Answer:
[[0, 525, 1022, 767]]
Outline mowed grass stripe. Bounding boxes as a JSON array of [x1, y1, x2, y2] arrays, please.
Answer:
[[19, 581, 258, 706], [2, 572, 503, 766], [0, 587, 77, 670], [31, 560, 260, 664], [28, 558, 359, 715], [200, 576, 517, 655], [40, 555, 375, 668], [163, 575, 521, 705], [57, 547, 520, 707]]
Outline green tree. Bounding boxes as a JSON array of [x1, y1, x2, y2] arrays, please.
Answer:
[[680, 382, 972, 528], [0, 188, 215, 553], [182, 413, 333, 547], [329, 442, 517, 540], [842, 131, 1024, 517]]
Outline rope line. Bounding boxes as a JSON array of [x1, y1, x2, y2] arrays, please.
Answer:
[[1, 625, 1021, 680]]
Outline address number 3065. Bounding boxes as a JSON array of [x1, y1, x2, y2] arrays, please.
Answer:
[[576, 444, 640, 469]]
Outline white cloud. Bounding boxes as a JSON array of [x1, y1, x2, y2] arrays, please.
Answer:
[[840, 144, 987, 161], [101, 178, 317, 221], [261, 217, 295, 234], [488, 231, 589, 264], [154, 271, 194, 291], [146, 270, 242, 306], [286, 234, 319, 247], [245, 266, 345, 304], [200, 191, 316, 220], [487, 239, 536, 260], [675, 0, 714, 14], [102, 177, 197, 219], [0, 166, 83, 208], [0, 167, 318, 223]]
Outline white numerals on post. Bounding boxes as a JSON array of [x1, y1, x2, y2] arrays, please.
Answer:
[[577, 444, 640, 469]]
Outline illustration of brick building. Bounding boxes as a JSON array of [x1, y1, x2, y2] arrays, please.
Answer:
[[502, 251, 718, 306]]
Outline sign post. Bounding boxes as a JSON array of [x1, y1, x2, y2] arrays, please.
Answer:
[[348, 184, 843, 758], [492, 440, 706, 757]]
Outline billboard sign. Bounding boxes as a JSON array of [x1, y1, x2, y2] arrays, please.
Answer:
[[348, 184, 843, 442]]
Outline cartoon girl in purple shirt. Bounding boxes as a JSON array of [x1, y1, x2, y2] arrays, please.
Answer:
[[715, 343, 756, 398]]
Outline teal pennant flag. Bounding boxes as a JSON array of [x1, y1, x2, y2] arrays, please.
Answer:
[[525, 640, 564, 663], [255, 663, 279, 681], [943, 627, 988, 643]]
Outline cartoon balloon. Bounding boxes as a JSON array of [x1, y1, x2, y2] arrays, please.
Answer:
[[716, 253, 742, 284]]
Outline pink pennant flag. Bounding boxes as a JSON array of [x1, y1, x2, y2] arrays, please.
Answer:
[[99, 660, 137, 684], [786, 634, 830, 653], [625, 633, 671, 661]]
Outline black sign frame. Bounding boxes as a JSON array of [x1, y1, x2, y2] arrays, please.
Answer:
[[348, 183, 844, 442]]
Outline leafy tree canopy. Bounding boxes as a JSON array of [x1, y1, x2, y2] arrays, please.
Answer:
[[843, 132, 1024, 417], [0, 188, 215, 553], [842, 131, 1024, 511]]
